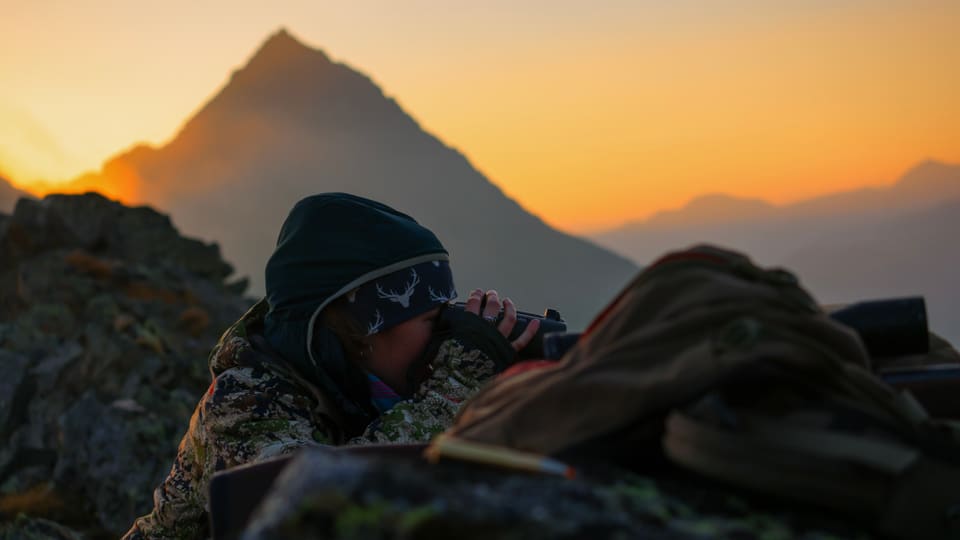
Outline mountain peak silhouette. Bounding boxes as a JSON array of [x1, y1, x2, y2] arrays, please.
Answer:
[[160, 29, 413, 174], [903, 158, 950, 176], [239, 28, 330, 81], [187, 28, 409, 136], [62, 30, 637, 327], [894, 159, 958, 195]]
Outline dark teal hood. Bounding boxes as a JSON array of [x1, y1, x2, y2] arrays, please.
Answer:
[[263, 193, 449, 434]]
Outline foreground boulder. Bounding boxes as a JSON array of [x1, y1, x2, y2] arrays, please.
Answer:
[[0, 193, 250, 537], [238, 447, 867, 539]]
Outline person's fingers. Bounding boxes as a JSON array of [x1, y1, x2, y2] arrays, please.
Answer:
[[482, 290, 501, 323], [464, 288, 484, 314], [498, 298, 518, 337], [511, 318, 541, 352]]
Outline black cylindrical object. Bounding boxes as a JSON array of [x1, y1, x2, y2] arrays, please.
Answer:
[[543, 332, 583, 360], [828, 296, 928, 358], [450, 302, 566, 359], [538, 297, 930, 362]]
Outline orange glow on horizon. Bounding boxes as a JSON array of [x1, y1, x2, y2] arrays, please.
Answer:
[[2, 2, 958, 233], [14, 161, 143, 207]]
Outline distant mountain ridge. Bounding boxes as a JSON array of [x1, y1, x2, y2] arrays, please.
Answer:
[[615, 160, 960, 232], [61, 29, 637, 328], [641, 193, 776, 228], [595, 160, 960, 254], [591, 160, 960, 343]]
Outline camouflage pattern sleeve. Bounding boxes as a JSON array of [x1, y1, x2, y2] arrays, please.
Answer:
[[349, 338, 497, 445], [122, 365, 335, 540]]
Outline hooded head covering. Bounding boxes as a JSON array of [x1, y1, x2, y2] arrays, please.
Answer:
[[343, 259, 456, 336], [263, 193, 451, 434]]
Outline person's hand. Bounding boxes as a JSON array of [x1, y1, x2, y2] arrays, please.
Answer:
[[462, 288, 541, 354]]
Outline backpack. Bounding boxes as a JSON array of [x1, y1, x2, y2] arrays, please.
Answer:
[[442, 244, 960, 539]]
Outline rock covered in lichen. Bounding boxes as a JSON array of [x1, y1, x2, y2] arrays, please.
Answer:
[[240, 448, 868, 540], [0, 193, 251, 537]]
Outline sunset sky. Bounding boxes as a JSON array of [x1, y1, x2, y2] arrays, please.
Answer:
[[1, 0, 958, 233]]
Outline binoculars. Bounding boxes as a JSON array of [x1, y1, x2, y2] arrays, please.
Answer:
[[448, 302, 567, 359]]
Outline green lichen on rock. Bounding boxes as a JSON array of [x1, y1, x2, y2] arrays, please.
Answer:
[[239, 448, 870, 540], [0, 193, 250, 537]]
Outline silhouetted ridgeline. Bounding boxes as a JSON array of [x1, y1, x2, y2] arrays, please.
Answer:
[[64, 29, 636, 329], [592, 160, 960, 345], [0, 193, 250, 537]]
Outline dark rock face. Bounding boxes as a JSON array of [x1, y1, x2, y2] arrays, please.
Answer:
[[1, 193, 235, 283], [0, 193, 250, 537], [240, 448, 866, 540]]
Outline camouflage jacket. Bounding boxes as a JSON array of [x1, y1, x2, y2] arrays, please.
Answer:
[[123, 300, 497, 539]]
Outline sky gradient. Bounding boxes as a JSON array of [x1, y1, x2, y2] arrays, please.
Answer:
[[1, 0, 958, 232]]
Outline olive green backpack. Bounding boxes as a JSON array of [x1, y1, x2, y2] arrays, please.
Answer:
[[444, 245, 960, 539]]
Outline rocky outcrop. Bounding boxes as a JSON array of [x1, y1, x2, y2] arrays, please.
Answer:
[[238, 447, 866, 539], [0, 193, 250, 537]]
